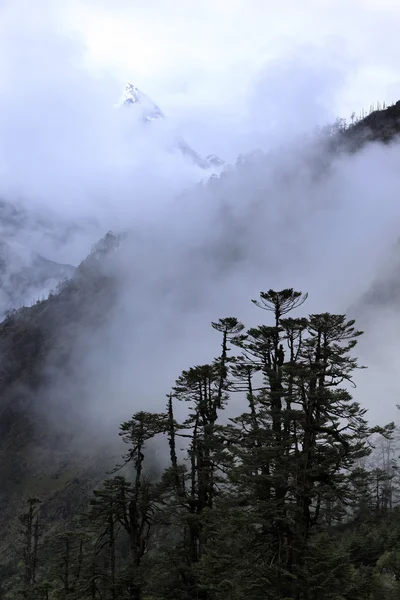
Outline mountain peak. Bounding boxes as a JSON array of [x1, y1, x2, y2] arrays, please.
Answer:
[[119, 82, 224, 170], [123, 83, 141, 104], [120, 83, 164, 122]]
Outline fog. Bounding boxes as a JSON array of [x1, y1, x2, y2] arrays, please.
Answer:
[[1, 0, 400, 456]]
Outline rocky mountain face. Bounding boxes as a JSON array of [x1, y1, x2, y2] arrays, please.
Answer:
[[119, 83, 224, 169]]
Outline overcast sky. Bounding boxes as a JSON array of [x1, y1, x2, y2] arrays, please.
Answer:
[[68, 0, 400, 116], [1, 0, 400, 158]]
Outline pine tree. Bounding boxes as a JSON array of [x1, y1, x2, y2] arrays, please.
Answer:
[[17, 497, 42, 599], [197, 290, 378, 599]]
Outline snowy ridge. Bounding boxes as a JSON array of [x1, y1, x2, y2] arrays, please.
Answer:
[[119, 83, 164, 122], [119, 82, 224, 171]]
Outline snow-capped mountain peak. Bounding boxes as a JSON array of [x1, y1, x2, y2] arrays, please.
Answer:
[[122, 83, 141, 104], [119, 83, 164, 122], [118, 82, 224, 170]]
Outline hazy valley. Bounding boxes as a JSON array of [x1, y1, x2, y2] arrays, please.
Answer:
[[2, 3, 400, 598]]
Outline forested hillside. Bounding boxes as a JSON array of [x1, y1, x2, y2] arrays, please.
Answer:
[[2, 103, 400, 599]]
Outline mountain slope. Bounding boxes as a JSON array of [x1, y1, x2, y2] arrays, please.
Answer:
[[331, 99, 400, 151], [0, 239, 75, 315], [0, 232, 122, 570], [0, 198, 82, 314]]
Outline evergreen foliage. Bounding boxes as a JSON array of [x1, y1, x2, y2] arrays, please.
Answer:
[[2, 288, 400, 599]]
